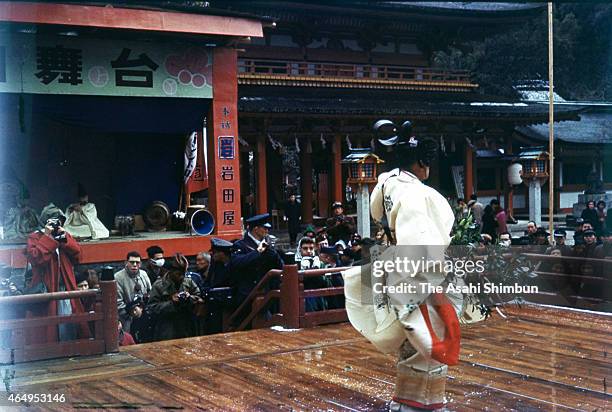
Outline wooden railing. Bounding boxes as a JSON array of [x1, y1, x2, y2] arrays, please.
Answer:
[[0, 281, 119, 364], [225, 265, 347, 332], [237, 58, 475, 88], [523, 253, 611, 310]]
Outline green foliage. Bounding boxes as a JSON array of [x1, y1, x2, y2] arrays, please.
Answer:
[[448, 215, 536, 318]]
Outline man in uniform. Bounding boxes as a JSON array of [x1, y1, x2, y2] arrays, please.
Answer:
[[232, 214, 284, 307], [203, 238, 236, 334]]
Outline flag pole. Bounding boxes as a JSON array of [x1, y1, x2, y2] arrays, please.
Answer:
[[548, 2, 555, 239]]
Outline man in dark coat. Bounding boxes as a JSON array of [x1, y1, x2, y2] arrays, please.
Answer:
[[325, 201, 356, 244], [203, 238, 236, 334], [147, 254, 203, 341], [231, 214, 284, 305], [285, 194, 301, 247]]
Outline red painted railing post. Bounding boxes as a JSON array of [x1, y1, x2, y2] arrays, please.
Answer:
[[100, 280, 119, 353], [280, 265, 300, 329]]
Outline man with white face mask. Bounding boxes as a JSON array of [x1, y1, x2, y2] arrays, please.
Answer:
[[142, 245, 168, 285]]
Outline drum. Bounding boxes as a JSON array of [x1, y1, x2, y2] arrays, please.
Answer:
[[143, 201, 170, 232]]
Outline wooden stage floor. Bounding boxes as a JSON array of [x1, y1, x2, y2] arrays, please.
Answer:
[[4, 304, 611, 411]]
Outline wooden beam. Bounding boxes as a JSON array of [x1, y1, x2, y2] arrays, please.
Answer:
[[0, 2, 264, 38]]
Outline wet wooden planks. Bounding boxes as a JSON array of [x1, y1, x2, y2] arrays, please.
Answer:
[[6, 304, 611, 411]]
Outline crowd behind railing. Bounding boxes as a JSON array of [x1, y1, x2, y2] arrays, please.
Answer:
[[1, 197, 610, 351]]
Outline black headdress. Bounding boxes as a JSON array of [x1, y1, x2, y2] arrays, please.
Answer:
[[373, 120, 437, 168]]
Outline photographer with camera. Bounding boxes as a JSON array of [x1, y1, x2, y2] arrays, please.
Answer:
[[114, 251, 152, 334], [325, 202, 356, 244], [232, 214, 284, 305], [147, 254, 203, 341], [25, 212, 90, 343]]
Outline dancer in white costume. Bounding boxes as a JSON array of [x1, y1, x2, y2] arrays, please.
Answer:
[[343, 122, 461, 411]]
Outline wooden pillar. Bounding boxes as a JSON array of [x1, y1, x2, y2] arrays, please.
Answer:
[[207, 47, 242, 237], [464, 143, 474, 200], [100, 280, 119, 353], [279, 265, 300, 329], [331, 134, 343, 204], [256, 134, 268, 214], [300, 146, 313, 223]]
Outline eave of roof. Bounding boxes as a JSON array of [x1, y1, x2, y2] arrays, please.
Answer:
[[238, 95, 583, 123], [515, 111, 612, 145]]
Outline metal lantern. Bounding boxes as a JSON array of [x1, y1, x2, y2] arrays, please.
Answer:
[[516, 147, 549, 180], [342, 148, 384, 188]]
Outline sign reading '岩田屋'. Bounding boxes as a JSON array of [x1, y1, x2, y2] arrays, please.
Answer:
[[0, 34, 213, 98]]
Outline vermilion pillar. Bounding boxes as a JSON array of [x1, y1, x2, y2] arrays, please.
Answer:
[[207, 47, 242, 237], [331, 134, 343, 204], [256, 134, 268, 214], [504, 137, 514, 216], [464, 143, 474, 200], [300, 146, 313, 223]]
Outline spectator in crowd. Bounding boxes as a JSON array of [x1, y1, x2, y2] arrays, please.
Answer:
[[0, 264, 21, 297], [25, 213, 89, 343], [297, 237, 327, 312], [195, 252, 211, 279], [534, 227, 550, 247], [86, 269, 100, 289], [76, 270, 90, 290], [148, 254, 203, 341], [596, 200, 607, 235], [326, 202, 356, 244], [303, 225, 316, 239], [345, 234, 363, 262], [126, 294, 154, 343], [285, 194, 302, 247], [114, 251, 152, 334], [319, 246, 340, 268], [549, 229, 572, 256], [481, 205, 497, 241], [594, 229, 612, 260], [468, 194, 484, 227], [232, 214, 284, 304], [498, 232, 512, 248], [204, 238, 236, 334], [455, 198, 468, 220], [297, 237, 322, 270], [142, 245, 167, 285], [526, 221, 538, 237], [207, 239, 234, 288], [490, 199, 508, 237], [315, 232, 329, 252], [581, 201, 598, 228]]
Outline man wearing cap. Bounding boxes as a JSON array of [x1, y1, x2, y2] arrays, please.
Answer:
[[548, 230, 572, 256], [231, 213, 284, 305], [148, 254, 203, 341], [326, 202, 356, 244]]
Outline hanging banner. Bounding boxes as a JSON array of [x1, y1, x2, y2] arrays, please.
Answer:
[[0, 34, 213, 98]]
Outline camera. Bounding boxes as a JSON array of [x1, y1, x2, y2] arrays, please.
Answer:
[[48, 218, 67, 242], [177, 291, 191, 303]]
